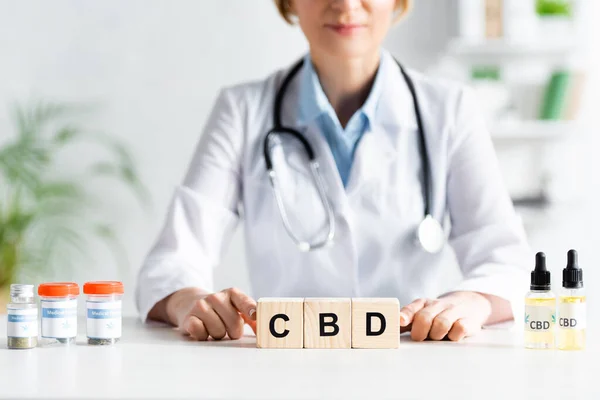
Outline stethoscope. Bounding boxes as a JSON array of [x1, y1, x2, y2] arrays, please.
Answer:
[[263, 58, 446, 254]]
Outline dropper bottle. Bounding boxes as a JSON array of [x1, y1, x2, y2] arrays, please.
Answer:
[[557, 249, 586, 350], [524, 252, 555, 349]]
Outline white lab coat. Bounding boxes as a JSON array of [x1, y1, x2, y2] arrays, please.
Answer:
[[136, 50, 530, 323]]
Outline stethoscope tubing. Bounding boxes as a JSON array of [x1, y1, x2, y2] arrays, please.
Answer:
[[263, 56, 443, 253]]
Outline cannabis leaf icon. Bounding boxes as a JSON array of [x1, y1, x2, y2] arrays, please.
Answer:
[[524, 313, 530, 324], [21, 325, 29, 332], [106, 322, 114, 330], [552, 314, 556, 323]]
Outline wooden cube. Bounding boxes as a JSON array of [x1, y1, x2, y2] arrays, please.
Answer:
[[351, 298, 400, 349], [256, 298, 304, 348], [304, 298, 351, 349]]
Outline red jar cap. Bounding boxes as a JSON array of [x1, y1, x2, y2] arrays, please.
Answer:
[[83, 281, 124, 295], [38, 282, 80, 297]]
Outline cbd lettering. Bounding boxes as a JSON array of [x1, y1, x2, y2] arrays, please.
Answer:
[[559, 318, 578, 328], [268, 312, 387, 337], [530, 320, 551, 330], [256, 298, 400, 349]]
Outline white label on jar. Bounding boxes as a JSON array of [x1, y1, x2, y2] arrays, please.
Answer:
[[41, 299, 78, 339], [524, 305, 555, 332], [87, 300, 122, 339], [7, 307, 38, 338], [559, 302, 586, 330]]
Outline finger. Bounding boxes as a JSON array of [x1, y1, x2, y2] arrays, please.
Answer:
[[411, 300, 448, 342], [399, 298, 427, 327], [241, 312, 257, 335], [227, 288, 257, 320], [184, 315, 209, 341], [400, 323, 412, 334], [447, 318, 481, 342], [429, 304, 464, 341], [191, 299, 227, 340], [206, 293, 245, 340]]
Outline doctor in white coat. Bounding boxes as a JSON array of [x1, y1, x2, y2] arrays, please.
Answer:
[[136, 0, 530, 342]]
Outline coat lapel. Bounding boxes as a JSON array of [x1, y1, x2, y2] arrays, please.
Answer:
[[345, 58, 419, 196], [345, 123, 396, 196]]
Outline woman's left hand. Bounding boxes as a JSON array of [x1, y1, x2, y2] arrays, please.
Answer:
[[399, 292, 493, 342]]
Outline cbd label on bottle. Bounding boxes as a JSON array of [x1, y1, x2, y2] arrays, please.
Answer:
[[558, 302, 586, 330], [525, 305, 555, 331]]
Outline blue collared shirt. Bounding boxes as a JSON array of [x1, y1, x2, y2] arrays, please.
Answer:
[[297, 53, 387, 187]]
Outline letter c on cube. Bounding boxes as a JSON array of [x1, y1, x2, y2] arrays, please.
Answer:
[[256, 298, 304, 348]]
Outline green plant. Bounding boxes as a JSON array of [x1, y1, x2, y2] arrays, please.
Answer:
[[471, 66, 501, 81], [536, 0, 572, 17], [0, 101, 149, 287]]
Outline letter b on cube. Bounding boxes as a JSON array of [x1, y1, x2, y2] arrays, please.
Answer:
[[304, 298, 351, 348], [256, 298, 304, 348]]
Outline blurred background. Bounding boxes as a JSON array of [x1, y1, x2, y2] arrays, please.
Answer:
[[0, 0, 598, 316]]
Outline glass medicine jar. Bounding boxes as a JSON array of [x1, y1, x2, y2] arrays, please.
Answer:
[[38, 282, 80, 345], [7, 284, 38, 349], [83, 281, 124, 345]]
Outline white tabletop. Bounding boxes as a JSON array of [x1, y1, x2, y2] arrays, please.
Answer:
[[1, 315, 597, 400]]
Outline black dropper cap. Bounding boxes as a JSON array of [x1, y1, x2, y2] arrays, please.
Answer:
[[531, 252, 551, 291], [563, 249, 583, 289]]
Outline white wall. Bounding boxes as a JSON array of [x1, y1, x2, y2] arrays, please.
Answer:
[[0, 1, 455, 314]]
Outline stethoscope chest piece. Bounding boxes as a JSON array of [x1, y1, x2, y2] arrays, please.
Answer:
[[417, 214, 445, 254]]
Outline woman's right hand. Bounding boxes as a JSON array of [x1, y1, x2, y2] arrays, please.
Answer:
[[164, 287, 257, 341]]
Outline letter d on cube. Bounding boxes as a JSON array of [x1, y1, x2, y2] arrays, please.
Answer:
[[351, 298, 400, 349]]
